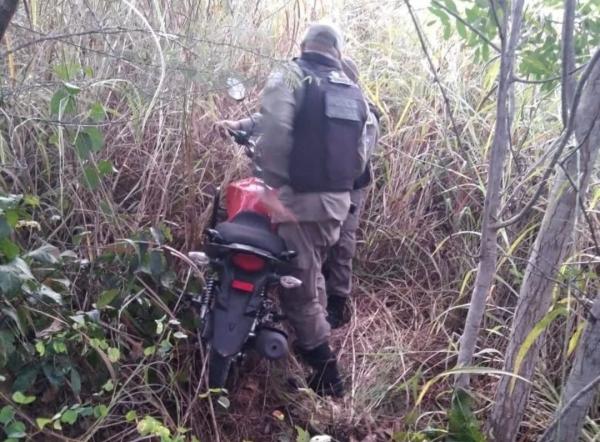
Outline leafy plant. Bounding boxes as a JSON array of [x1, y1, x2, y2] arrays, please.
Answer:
[[447, 389, 485, 442]]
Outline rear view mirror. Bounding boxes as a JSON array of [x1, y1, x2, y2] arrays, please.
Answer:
[[226, 77, 246, 101]]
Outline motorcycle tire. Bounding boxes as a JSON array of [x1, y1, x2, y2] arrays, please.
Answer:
[[208, 349, 235, 390]]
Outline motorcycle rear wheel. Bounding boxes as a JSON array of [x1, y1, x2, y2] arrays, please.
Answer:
[[208, 349, 235, 390]]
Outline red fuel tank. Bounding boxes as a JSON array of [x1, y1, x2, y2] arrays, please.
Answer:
[[226, 177, 273, 220]]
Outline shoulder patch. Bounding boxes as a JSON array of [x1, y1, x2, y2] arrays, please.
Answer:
[[328, 70, 355, 86]]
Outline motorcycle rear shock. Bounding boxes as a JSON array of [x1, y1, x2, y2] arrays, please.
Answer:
[[199, 276, 216, 321]]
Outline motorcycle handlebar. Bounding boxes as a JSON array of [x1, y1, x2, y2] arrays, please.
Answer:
[[227, 128, 255, 158]]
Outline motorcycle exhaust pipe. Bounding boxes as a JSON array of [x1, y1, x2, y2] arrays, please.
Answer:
[[254, 327, 288, 360]]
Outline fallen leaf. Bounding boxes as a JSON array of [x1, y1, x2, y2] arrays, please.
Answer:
[[272, 410, 285, 421]]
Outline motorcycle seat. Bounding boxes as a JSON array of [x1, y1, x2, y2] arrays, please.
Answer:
[[215, 211, 286, 256]]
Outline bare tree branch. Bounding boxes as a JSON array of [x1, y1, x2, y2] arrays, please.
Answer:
[[404, 0, 464, 151], [492, 48, 600, 229]]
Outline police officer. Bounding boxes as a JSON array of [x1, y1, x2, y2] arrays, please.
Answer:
[[255, 24, 368, 397], [323, 60, 381, 329], [216, 60, 381, 332]]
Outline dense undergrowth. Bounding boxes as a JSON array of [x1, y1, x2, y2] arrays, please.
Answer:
[[1, 0, 599, 441]]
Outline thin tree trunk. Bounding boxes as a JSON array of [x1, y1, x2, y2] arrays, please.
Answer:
[[488, 51, 600, 442], [0, 0, 18, 42], [560, 0, 576, 123], [455, 0, 525, 389], [540, 296, 600, 442]]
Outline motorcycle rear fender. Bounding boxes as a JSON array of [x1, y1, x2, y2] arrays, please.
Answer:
[[209, 265, 270, 358]]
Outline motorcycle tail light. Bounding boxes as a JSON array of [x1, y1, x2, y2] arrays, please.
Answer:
[[232, 279, 254, 293], [231, 253, 265, 272]]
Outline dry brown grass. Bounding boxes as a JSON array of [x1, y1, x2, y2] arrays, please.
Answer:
[[2, 1, 600, 441]]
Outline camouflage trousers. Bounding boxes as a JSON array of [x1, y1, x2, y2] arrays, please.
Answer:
[[277, 220, 341, 350], [324, 187, 367, 299]]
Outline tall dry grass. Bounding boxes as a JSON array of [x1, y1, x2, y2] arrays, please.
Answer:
[[1, 0, 599, 441]]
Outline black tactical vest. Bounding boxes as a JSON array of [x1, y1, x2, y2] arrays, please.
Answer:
[[290, 53, 368, 193]]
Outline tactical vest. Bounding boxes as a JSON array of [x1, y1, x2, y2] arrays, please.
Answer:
[[290, 53, 368, 193]]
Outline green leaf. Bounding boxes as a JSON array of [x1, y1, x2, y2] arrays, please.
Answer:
[[173, 331, 188, 339], [125, 410, 137, 422], [36, 417, 53, 429], [70, 314, 85, 325], [70, 367, 82, 395], [85, 127, 104, 152], [0, 217, 11, 238], [155, 319, 164, 335], [23, 195, 40, 207], [61, 409, 78, 425], [93, 404, 108, 418], [295, 426, 311, 442], [143, 346, 156, 356], [102, 379, 114, 391], [12, 366, 39, 392], [52, 341, 67, 354], [5, 209, 18, 228], [53, 63, 81, 81], [568, 321, 586, 357], [107, 347, 120, 363], [38, 284, 63, 304], [74, 132, 92, 160], [35, 341, 45, 356], [510, 306, 567, 392], [415, 367, 531, 407], [0, 330, 15, 368], [0, 238, 20, 260], [0, 258, 34, 294], [5, 420, 26, 438], [83, 165, 101, 190], [443, 0, 458, 13], [25, 244, 61, 264], [89, 102, 106, 122], [96, 289, 119, 309], [97, 160, 114, 176], [12, 391, 36, 405], [50, 88, 76, 116], [74, 128, 103, 159], [0, 405, 15, 425], [447, 389, 486, 442], [0, 194, 22, 210], [149, 250, 164, 278], [456, 21, 467, 39]]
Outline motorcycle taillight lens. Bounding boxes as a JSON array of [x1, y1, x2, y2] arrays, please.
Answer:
[[232, 279, 254, 292], [231, 253, 265, 272]]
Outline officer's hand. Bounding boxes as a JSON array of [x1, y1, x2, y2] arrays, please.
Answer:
[[213, 120, 240, 138]]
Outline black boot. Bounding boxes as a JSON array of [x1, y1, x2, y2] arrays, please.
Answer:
[[296, 343, 345, 398], [326, 295, 351, 329]]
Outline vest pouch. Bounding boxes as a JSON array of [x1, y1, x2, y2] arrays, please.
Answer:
[[324, 91, 364, 188]]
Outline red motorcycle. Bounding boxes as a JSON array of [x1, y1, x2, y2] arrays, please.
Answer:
[[189, 126, 300, 390]]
